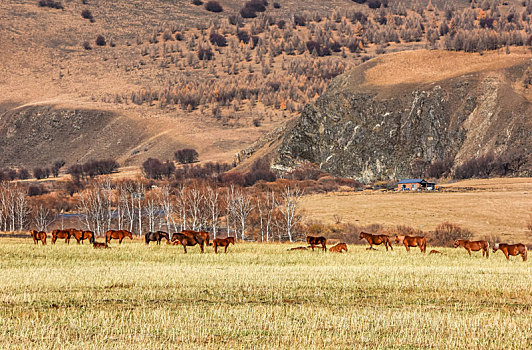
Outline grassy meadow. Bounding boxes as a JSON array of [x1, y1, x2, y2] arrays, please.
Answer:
[[0, 238, 530, 349]]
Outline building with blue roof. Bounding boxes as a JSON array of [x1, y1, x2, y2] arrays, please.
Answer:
[[397, 179, 435, 191]]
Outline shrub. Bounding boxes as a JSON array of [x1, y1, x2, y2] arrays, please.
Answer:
[[81, 9, 93, 20], [33, 167, 46, 180], [209, 32, 227, 47], [294, 15, 306, 26], [306, 40, 331, 56], [17, 168, 30, 180], [237, 30, 250, 44], [220, 171, 246, 186], [38, 0, 63, 9], [95, 35, 106, 46], [82, 41, 92, 50], [277, 19, 286, 29], [197, 46, 214, 60], [228, 15, 243, 26], [244, 0, 267, 12], [244, 158, 276, 186], [426, 158, 453, 179], [191, 0, 203, 5], [51, 159, 65, 177], [28, 185, 48, 197], [240, 7, 257, 18], [205, 1, 223, 12], [273, 2, 280, 8], [174, 148, 199, 164], [142, 158, 172, 180], [429, 222, 473, 247], [368, 0, 381, 9]]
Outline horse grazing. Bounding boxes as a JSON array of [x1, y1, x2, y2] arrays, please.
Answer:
[[182, 230, 211, 247], [71, 229, 94, 244], [395, 235, 427, 253], [51, 229, 72, 244], [212, 237, 235, 254], [454, 239, 489, 258], [329, 243, 348, 253], [171, 232, 205, 254], [359, 232, 393, 251], [493, 243, 527, 261], [30, 230, 47, 245], [145, 231, 170, 245], [306, 235, 327, 251], [105, 230, 133, 244], [288, 246, 308, 251], [93, 241, 109, 249]]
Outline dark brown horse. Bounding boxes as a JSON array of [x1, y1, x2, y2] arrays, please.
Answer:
[[359, 232, 393, 251], [493, 243, 527, 261], [30, 230, 47, 245], [145, 231, 170, 245], [329, 243, 348, 253], [182, 230, 211, 247], [171, 232, 205, 253], [306, 235, 327, 251], [71, 230, 94, 244], [105, 230, 133, 244], [51, 229, 72, 244], [454, 239, 489, 258], [93, 241, 109, 249], [395, 235, 427, 253], [212, 237, 235, 254]]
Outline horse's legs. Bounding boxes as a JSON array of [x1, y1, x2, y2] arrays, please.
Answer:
[[214, 244, 218, 254], [504, 251, 510, 260], [183, 245, 187, 254], [225, 244, 228, 253], [404, 242, 410, 252], [200, 241, 204, 253]]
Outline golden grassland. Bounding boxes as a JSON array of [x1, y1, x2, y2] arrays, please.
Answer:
[[0, 238, 530, 349], [301, 178, 532, 243]]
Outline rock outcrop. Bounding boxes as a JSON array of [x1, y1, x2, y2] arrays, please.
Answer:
[[273, 51, 532, 182]]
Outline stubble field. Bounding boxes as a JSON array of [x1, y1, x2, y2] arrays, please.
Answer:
[[0, 238, 530, 349]]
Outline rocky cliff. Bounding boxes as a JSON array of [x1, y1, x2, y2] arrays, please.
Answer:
[[273, 50, 532, 182]]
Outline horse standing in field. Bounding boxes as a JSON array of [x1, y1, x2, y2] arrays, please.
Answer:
[[306, 235, 327, 251], [145, 231, 170, 245], [71, 229, 95, 244], [329, 243, 348, 253], [171, 232, 205, 254], [492, 243, 527, 261], [30, 230, 47, 245], [359, 232, 393, 251], [212, 237, 235, 254], [105, 230, 133, 244], [454, 239, 489, 258], [51, 229, 72, 244], [181, 230, 211, 247], [395, 235, 427, 253]]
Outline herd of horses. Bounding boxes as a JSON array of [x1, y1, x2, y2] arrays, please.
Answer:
[[29, 229, 528, 261], [30, 228, 235, 254]]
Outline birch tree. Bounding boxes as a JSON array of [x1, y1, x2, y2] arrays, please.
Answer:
[[278, 185, 303, 242]]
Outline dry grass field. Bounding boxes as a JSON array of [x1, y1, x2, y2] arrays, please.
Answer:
[[0, 238, 530, 349], [301, 178, 532, 243]]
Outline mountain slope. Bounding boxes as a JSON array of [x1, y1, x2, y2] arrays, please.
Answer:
[[272, 50, 532, 181]]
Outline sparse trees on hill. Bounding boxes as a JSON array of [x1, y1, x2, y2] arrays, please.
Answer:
[[175, 149, 199, 164]]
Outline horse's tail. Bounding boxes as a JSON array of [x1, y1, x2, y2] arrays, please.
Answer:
[[145, 233, 149, 244], [485, 242, 489, 257], [90, 232, 95, 244]]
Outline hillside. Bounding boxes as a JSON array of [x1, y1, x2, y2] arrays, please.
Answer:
[[2, 0, 531, 173], [272, 49, 532, 181]]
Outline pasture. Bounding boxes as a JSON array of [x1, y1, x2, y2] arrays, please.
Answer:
[[301, 178, 532, 242], [0, 238, 530, 349]]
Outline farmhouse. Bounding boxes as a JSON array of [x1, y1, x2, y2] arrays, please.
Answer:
[[397, 179, 435, 191]]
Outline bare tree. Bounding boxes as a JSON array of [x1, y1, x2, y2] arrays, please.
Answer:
[[187, 185, 204, 231], [234, 189, 254, 240], [159, 185, 175, 236], [278, 185, 304, 242], [206, 185, 222, 238], [33, 204, 55, 231]]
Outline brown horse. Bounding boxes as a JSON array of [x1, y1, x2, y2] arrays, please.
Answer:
[[359, 232, 393, 251], [30, 230, 47, 245], [454, 239, 489, 258], [329, 243, 348, 253], [105, 230, 133, 244], [171, 232, 205, 253], [212, 237, 235, 254], [182, 230, 211, 247], [71, 230, 94, 244], [93, 241, 109, 249], [51, 229, 72, 244], [288, 246, 308, 251], [493, 243, 527, 261], [395, 235, 427, 253], [306, 235, 327, 252], [145, 231, 170, 245], [429, 249, 442, 254]]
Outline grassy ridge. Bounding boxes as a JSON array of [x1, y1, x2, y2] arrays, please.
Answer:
[[0, 239, 530, 349]]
